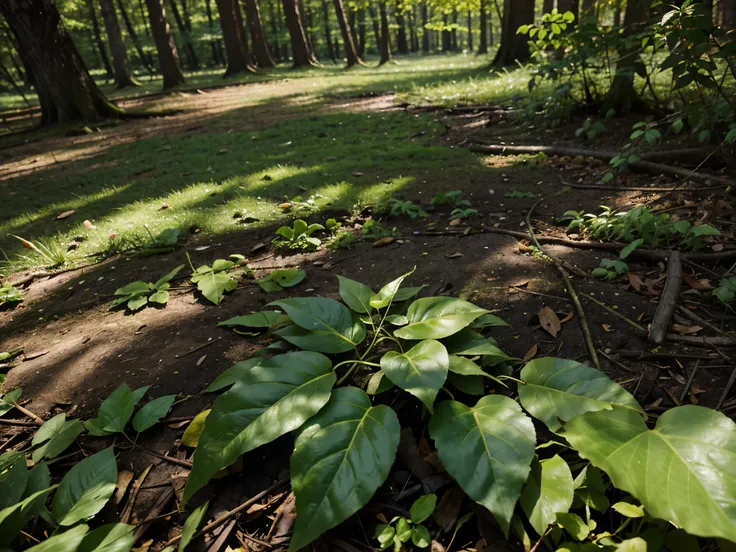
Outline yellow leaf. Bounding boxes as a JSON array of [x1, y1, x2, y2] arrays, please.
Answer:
[[181, 409, 210, 448]]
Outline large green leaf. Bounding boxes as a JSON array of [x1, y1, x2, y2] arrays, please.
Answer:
[[0, 485, 57, 548], [184, 352, 336, 502], [519, 455, 574, 536], [337, 276, 374, 313], [191, 261, 239, 306], [203, 358, 262, 393], [84, 384, 150, 436], [0, 454, 27, 509], [217, 311, 282, 328], [448, 355, 503, 385], [78, 523, 136, 552], [31, 413, 84, 462], [429, 395, 536, 536], [269, 298, 366, 353], [290, 387, 400, 551], [563, 405, 736, 541], [380, 339, 449, 412], [26, 524, 89, 552], [442, 329, 514, 363], [52, 447, 117, 526], [394, 297, 489, 340], [0, 388, 21, 417], [573, 466, 609, 512], [179, 501, 208, 551], [133, 395, 177, 432], [519, 357, 643, 432], [370, 269, 415, 309]]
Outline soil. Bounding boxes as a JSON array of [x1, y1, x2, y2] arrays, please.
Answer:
[[1, 82, 735, 550]]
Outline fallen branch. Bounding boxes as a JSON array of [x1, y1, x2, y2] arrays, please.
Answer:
[[614, 349, 715, 360], [206, 518, 237, 552], [0, 418, 40, 427], [12, 402, 44, 425], [559, 178, 726, 193], [121, 464, 153, 524], [677, 306, 736, 344], [176, 337, 222, 359], [649, 252, 683, 345], [526, 198, 600, 368], [133, 486, 176, 543], [679, 360, 700, 403], [580, 293, 647, 333], [665, 334, 736, 347]]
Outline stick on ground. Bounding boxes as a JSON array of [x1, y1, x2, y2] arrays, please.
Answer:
[[649, 252, 683, 345]]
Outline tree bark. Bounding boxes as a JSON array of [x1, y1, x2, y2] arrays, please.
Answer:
[[369, 5, 381, 53], [421, 3, 429, 52], [246, 0, 276, 66], [205, 0, 225, 64], [144, 0, 186, 88], [215, 0, 254, 74], [723, 0, 736, 26], [451, 10, 458, 50], [467, 10, 473, 50], [304, 1, 318, 57], [396, 5, 408, 54], [116, 0, 154, 71], [478, 0, 488, 54], [378, 1, 391, 64], [282, 0, 317, 66], [88, 0, 115, 79], [100, 0, 139, 87], [268, 0, 282, 61], [409, 5, 418, 52], [492, 0, 533, 66], [1, 0, 122, 123], [321, 0, 337, 61], [333, 0, 362, 65], [358, 9, 366, 56], [169, 0, 200, 69], [442, 13, 451, 51]]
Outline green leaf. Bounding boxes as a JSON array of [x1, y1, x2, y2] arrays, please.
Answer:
[[133, 395, 177, 432], [573, 466, 609, 512], [556, 512, 589, 541], [447, 372, 484, 395], [203, 358, 262, 393], [519, 455, 574, 536], [153, 265, 184, 289], [337, 275, 375, 314], [380, 339, 449, 412], [726, 128, 736, 142], [256, 276, 283, 293], [470, 313, 509, 328], [429, 396, 536, 536], [31, 413, 84, 462], [218, 311, 282, 328], [564, 406, 736, 541], [412, 525, 431, 548], [78, 523, 136, 552], [370, 269, 415, 309], [185, 352, 336, 502], [84, 384, 151, 435], [394, 297, 488, 340], [269, 298, 366, 352], [26, 524, 89, 552], [395, 517, 412, 543], [393, 286, 425, 302], [0, 484, 57, 547], [0, 388, 21, 417], [443, 329, 513, 364], [179, 501, 208, 551], [148, 289, 169, 304], [386, 314, 409, 326], [375, 524, 395, 547], [193, 270, 237, 305], [114, 281, 149, 296], [410, 494, 437, 523], [270, 269, 306, 288], [613, 501, 645, 518], [366, 370, 394, 394], [0, 453, 27, 509], [181, 410, 210, 448], [518, 357, 643, 432], [52, 447, 117, 526], [619, 238, 644, 260], [290, 387, 400, 551]]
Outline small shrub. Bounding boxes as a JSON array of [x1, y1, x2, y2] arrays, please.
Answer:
[[273, 219, 325, 251], [189, 254, 248, 305], [0, 284, 23, 307], [431, 190, 470, 208], [388, 199, 428, 219], [714, 277, 736, 304], [111, 265, 184, 311], [450, 208, 479, 220]]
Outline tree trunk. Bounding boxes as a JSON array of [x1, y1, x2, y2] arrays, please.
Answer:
[[333, 0, 362, 65], [557, 0, 579, 23], [268, 0, 282, 61], [378, 2, 391, 64], [305, 1, 318, 57], [396, 6, 408, 54], [467, 11, 473, 50], [421, 3, 429, 52], [442, 14, 451, 51], [138, 0, 150, 36], [604, 0, 650, 113], [369, 5, 381, 53], [478, 0, 488, 54], [492, 0, 533, 66], [358, 9, 366, 56], [282, 0, 317, 66], [205, 0, 225, 64], [451, 10, 458, 50], [100, 0, 139, 87], [321, 0, 337, 61], [116, 0, 154, 71], [409, 6, 418, 52], [543, 0, 554, 12], [145, 0, 186, 88], [613, 0, 622, 26], [216, 0, 254, 74], [88, 0, 115, 79], [246, 0, 276, 66], [169, 0, 200, 69], [1, 0, 122, 123]]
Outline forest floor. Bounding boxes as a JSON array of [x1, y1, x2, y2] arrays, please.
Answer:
[[1, 56, 735, 551]]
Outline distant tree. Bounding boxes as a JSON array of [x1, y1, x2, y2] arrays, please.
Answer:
[[492, 0, 533, 65], [0, 0, 122, 123], [100, 0, 140, 87], [282, 0, 318, 66], [478, 0, 489, 54], [334, 0, 362, 66], [320, 0, 337, 62], [169, 0, 200, 70], [116, 0, 154, 71], [88, 0, 115, 80], [378, 1, 391, 64], [245, 0, 276, 67], [216, 0, 255, 74], [396, 4, 408, 54], [144, 0, 186, 88]]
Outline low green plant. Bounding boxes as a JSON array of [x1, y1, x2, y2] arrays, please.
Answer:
[[189, 254, 248, 305], [111, 265, 184, 311], [12, 235, 68, 267], [327, 229, 358, 250], [714, 276, 736, 304], [0, 284, 22, 307], [505, 191, 536, 199], [388, 199, 428, 219], [602, 122, 661, 183], [374, 494, 436, 550], [325, 218, 341, 232], [592, 258, 629, 280], [361, 219, 397, 241], [431, 190, 471, 208], [273, 219, 325, 251], [0, 349, 22, 363], [450, 207, 479, 220], [575, 116, 609, 142], [256, 269, 306, 292]]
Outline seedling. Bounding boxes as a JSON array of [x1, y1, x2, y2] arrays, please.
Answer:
[[327, 230, 358, 250], [111, 265, 184, 311], [575, 117, 607, 142], [505, 190, 536, 198], [374, 494, 436, 550], [431, 190, 471, 207], [13, 235, 68, 267], [450, 207, 479, 220], [273, 219, 325, 251], [592, 258, 629, 280], [361, 219, 397, 240], [0, 284, 22, 307], [189, 254, 248, 305], [256, 269, 306, 292], [388, 199, 428, 219], [714, 276, 736, 304]]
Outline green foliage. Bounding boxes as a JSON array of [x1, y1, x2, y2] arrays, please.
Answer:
[[132, 395, 177, 432], [575, 118, 607, 142], [12, 235, 68, 267], [361, 219, 397, 241], [388, 199, 428, 219], [0, 388, 21, 417], [31, 414, 84, 462], [374, 494, 436, 550], [272, 219, 325, 251], [256, 269, 306, 293], [327, 229, 358, 250], [431, 190, 470, 208], [111, 265, 184, 311], [450, 207, 479, 220], [714, 276, 736, 304], [0, 284, 22, 307], [179, 501, 209, 552], [505, 191, 536, 199], [190, 254, 246, 305], [592, 258, 629, 280], [83, 383, 151, 436]]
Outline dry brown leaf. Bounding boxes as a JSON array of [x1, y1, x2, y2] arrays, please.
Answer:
[[683, 273, 712, 290], [671, 324, 703, 335], [449, 218, 462, 226], [560, 312, 574, 324], [55, 210, 76, 220], [196, 354, 207, 366], [518, 242, 532, 253], [712, 243, 724, 252], [372, 237, 394, 247], [627, 272, 643, 292], [83, 220, 97, 229], [538, 307, 561, 337], [114, 470, 135, 505], [352, 172, 364, 177], [446, 252, 464, 259], [522, 343, 538, 362], [602, 324, 613, 332]]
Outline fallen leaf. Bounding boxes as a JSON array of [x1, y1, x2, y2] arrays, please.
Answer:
[[83, 220, 97, 229], [683, 273, 712, 290], [278, 202, 292, 209], [115, 471, 135, 505], [602, 324, 613, 332], [671, 324, 703, 335], [560, 312, 574, 324], [217, 149, 230, 155], [627, 272, 643, 292], [446, 252, 464, 259], [352, 172, 364, 177], [538, 306, 561, 337], [522, 343, 538, 362], [55, 210, 76, 220], [449, 218, 462, 226], [160, 203, 169, 210], [372, 237, 394, 247], [167, 420, 189, 429], [181, 410, 210, 447], [196, 354, 207, 366], [518, 242, 532, 253], [433, 486, 465, 533], [712, 243, 724, 252]]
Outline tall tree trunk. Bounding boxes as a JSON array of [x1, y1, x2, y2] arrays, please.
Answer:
[[1, 0, 122, 123], [478, 0, 488, 54], [451, 10, 458, 50], [321, 0, 337, 61], [369, 5, 381, 53], [378, 1, 391, 64], [145, 0, 186, 88], [88, 0, 115, 79], [139, 0, 150, 35], [205, 0, 225, 64], [604, 0, 650, 113], [304, 1, 318, 57], [282, 0, 317, 66], [409, 5, 418, 52], [442, 14, 451, 51], [169, 0, 200, 69], [613, 0, 622, 26], [246, 0, 276, 66], [216, 0, 254, 74], [334, 0, 362, 65], [558, 0, 579, 23], [421, 3, 429, 52], [268, 0, 282, 60], [100, 0, 139, 87], [358, 9, 366, 56], [543, 0, 554, 13], [467, 10, 473, 50], [488, 0, 493, 45], [492, 0, 533, 66], [116, 0, 154, 71], [396, 6, 408, 54]]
